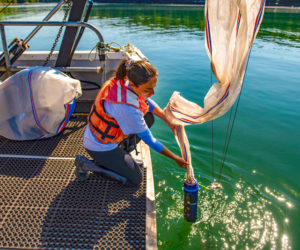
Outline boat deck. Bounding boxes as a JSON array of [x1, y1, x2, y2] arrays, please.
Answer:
[[0, 115, 156, 249]]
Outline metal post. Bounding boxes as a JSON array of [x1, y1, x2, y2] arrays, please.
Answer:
[[67, 0, 94, 66], [55, 0, 88, 67], [0, 25, 11, 76]]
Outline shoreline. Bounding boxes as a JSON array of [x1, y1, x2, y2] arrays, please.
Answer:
[[1, 3, 300, 9]]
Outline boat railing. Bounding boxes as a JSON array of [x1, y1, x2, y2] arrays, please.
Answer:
[[0, 21, 105, 75]]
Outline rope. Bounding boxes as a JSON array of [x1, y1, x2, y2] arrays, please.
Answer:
[[88, 41, 128, 62], [217, 105, 234, 181], [88, 43, 100, 62], [43, 1, 71, 66], [216, 46, 253, 182], [210, 64, 215, 179], [0, 0, 15, 15]]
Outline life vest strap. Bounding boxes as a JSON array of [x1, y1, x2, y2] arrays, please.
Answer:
[[91, 104, 119, 128], [89, 105, 120, 140]]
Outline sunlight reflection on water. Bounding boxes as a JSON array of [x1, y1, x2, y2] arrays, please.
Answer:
[[156, 176, 293, 249]]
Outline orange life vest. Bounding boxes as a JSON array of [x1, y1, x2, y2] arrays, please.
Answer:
[[88, 78, 149, 144]]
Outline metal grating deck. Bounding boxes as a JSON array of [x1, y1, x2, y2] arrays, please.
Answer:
[[0, 115, 89, 158], [0, 116, 152, 249]]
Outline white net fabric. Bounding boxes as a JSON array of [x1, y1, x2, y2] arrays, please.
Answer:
[[164, 0, 265, 182], [0, 67, 82, 140]]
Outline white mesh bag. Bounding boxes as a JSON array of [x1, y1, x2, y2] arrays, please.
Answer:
[[0, 66, 82, 140]]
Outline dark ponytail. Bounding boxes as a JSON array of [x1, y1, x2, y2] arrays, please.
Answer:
[[115, 58, 158, 87], [115, 58, 128, 80]]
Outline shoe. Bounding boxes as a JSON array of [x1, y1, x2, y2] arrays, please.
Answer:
[[75, 155, 91, 181], [75, 155, 128, 185]]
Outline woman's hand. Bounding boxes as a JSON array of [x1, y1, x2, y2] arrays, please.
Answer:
[[174, 155, 189, 169], [160, 146, 188, 169]]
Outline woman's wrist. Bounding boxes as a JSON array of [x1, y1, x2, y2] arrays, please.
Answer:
[[161, 146, 180, 162]]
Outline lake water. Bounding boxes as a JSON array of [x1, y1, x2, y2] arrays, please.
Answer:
[[1, 3, 300, 249]]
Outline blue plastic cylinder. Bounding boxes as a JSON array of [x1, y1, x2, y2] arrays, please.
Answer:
[[184, 180, 199, 222]]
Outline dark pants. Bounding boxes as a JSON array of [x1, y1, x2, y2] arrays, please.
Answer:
[[86, 112, 154, 186]]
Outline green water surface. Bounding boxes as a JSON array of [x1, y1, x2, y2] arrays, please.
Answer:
[[1, 4, 300, 249]]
